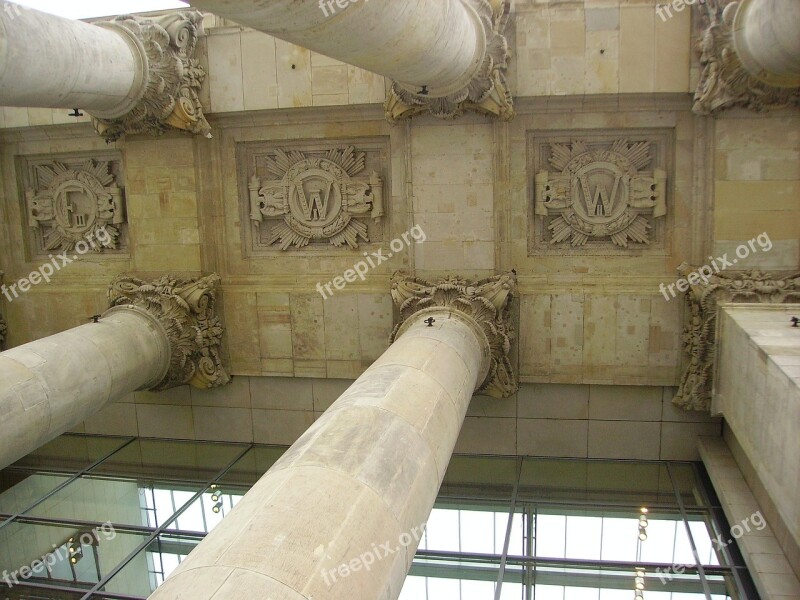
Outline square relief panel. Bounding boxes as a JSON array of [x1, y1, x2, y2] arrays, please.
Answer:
[[18, 152, 129, 258], [528, 129, 674, 256], [237, 137, 389, 256]]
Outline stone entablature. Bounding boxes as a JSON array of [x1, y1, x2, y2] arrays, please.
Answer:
[[22, 155, 128, 255], [240, 140, 388, 254], [108, 274, 230, 391], [390, 271, 518, 398], [529, 132, 671, 255], [673, 264, 800, 412]]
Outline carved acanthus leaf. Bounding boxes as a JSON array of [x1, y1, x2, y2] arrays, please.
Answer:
[[108, 274, 230, 391], [390, 271, 518, 398], [92, 12, 211, 142], [385, 0, 514, 123], [693, 0, 800, 115], [673, 264, 800, 412]]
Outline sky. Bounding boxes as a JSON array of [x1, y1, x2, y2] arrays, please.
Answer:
[[8, 0, 189, 19]]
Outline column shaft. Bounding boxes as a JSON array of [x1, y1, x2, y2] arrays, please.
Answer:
[[0, 2, 142, 115], [186, 0, 484, 95], [149, 309, 489, 600], [0, 307, 169, 469], [732, 0, 800, 87]]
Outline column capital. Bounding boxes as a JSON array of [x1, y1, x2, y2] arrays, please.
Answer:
[[673, 263, 800, 412], [92, 11, 211, 142], [384, 0, 514, 123], [693, 0, 800, 115], [390, 270, 518, 398], [107, 273, 230, 391]]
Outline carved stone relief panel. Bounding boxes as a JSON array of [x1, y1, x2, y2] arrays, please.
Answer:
[[238, 139, 389, 255], [528, 131, 673, 256], [19, 152, 129, 257]]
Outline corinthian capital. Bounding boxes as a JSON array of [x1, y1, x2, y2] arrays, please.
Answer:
[[673, 264, 800, 411], [385, 0, 514, 123], [390, 271, 518, 398], [108, 274, 229, 391], [92, 11, 211, 142], [693, 0, 800, 115]]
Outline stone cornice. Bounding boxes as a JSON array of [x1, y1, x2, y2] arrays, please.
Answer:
[[385, 0, 514, 123], [108, 273, 230, 391], [673, 264, 800, 412], [92, 11, 211, 142], [390, 271, 518, 398], [693, 0, 800, 115]]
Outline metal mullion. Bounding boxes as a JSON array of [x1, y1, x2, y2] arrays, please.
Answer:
[[527, 505, 534, 600], [0, 437, 136, 531], [7, 514, 156, 534], [79, 443, 253, 600], [494, 456, 522, 600], [666, 462, 713, 599], [691, 461, 754, 599]]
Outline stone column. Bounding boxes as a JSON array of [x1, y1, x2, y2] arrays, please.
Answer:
[[149, 272, 517, 600], [0, 274, 228, 470], [731, 0, 800, 88], [186, 0, 514, 122], [0, 1, 210, 141], [693, 0, 800, 114]]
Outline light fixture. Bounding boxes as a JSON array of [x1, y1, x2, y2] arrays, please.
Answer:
[[212, 501, 223, 513], [637, 507, 649, 541], [634, 511, 648, 599]]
